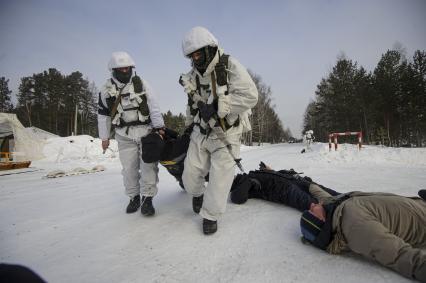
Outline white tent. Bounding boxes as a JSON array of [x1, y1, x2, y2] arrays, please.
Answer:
[[0, 113, 45, 161]]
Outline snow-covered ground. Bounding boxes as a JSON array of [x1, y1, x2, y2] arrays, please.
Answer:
[[1, 136, 425, 283]]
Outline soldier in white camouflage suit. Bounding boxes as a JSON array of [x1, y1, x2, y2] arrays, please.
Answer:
[[98, 51, 165, 216], [179, 27, 258, 234]]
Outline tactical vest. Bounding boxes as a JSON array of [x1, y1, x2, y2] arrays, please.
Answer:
[[188, 53, 239, 134], [107, 75, 151, 133]]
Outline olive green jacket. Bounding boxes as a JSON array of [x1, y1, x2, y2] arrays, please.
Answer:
[[309, 185, 426, 282]]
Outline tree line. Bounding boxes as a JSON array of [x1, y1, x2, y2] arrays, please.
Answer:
[[1, 69, 290, 145], [303, 49, 426, 147], [248, 71, 292, 145], [1, 69, 98, 137]]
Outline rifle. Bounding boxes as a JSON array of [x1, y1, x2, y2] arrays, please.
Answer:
[[210, 71, 245, 173]]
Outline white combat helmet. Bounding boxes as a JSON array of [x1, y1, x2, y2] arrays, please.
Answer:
[[182, 26, 218, 57], [108, 51, 136, 71]]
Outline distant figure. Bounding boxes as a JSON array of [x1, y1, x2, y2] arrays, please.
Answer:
[[301, 130, 314, 153]]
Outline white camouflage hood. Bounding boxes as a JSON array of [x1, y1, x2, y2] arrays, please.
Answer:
[[182, 26, 218, 57]]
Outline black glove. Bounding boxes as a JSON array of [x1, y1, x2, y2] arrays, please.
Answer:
[[178, 75, 184, 86], [197, 101, 216, 123], [183, 124, 194, 136]]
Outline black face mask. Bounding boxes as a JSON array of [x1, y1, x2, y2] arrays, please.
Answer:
[[192, 49, 207, 70], [113, 68, 133, 84], [191, 46, 218, 73]]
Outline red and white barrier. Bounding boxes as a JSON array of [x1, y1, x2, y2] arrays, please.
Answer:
[[329, 132, 362, 151]]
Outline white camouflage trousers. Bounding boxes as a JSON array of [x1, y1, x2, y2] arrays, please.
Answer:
[[116, 133, 159, 198], [182, 130, 241, 221]]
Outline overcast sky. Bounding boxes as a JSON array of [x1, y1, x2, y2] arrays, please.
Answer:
[[1, 0, 425, 137]]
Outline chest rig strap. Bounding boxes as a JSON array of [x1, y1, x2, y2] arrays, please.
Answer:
[[192, 53, 239, 134], [109, 76, 152, 134]]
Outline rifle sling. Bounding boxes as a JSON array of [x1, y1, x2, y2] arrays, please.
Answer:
[[210, 71, 226, 131], [110, 87, 125, 119]]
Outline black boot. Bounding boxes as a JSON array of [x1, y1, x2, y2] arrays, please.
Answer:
[[203, 218, 217, 235], [126, 195, 140, 213], [419, 189, 426, 201], [192, 195, 203, 213], [141, 196, 155, 216]]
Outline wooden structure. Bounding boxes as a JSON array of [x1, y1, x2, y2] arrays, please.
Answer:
[[0, 152, 31, 171]]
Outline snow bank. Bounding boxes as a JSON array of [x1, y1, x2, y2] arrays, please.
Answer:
[[39, 137, 426, 168], [1, 139, 425, 283], [41, 135, 118, 163], [306, 142, 426, 166]]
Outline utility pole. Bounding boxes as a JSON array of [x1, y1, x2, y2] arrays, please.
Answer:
[[74, 104, 78, 136]]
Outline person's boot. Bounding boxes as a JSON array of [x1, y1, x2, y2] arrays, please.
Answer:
[[141, 196, 155, 216], [418, 189, 426, 201], [203, 218, 217, 235], [126, 195, 140, 213], [192, 195, 204, 213]]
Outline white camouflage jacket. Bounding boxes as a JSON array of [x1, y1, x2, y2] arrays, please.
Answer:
[[97, 75, 164, 141], [180, 48, 258, 138]]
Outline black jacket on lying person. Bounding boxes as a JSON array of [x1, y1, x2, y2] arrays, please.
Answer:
[[230, 168, 340, 211], [142, 127, 191, 189], [159, 128, 191, 188], [141, 125, 209, 190]]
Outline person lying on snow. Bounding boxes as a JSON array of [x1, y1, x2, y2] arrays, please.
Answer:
[[229, 161, 340, 211], [300, 184, 426, 282], [230, 162, 426, 282]]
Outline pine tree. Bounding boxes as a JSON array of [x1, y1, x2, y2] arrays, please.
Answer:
[[373, 50, 404, 146], [0, 77, 14, 112], [249, 71, 288, 144], [304, 48, 426, 146], [401, 50, 426, 146], [16, 76, 36, 127], [353, 67, 374, 144], [16, 69, 98, 136], [163, 110, 186, 134]]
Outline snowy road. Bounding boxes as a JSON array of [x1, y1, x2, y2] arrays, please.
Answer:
[[1, 140, 425, 282]]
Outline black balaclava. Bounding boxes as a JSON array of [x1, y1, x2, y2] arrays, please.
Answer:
[[191, 46, 218, 74], [113, 67, 133, 84]]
